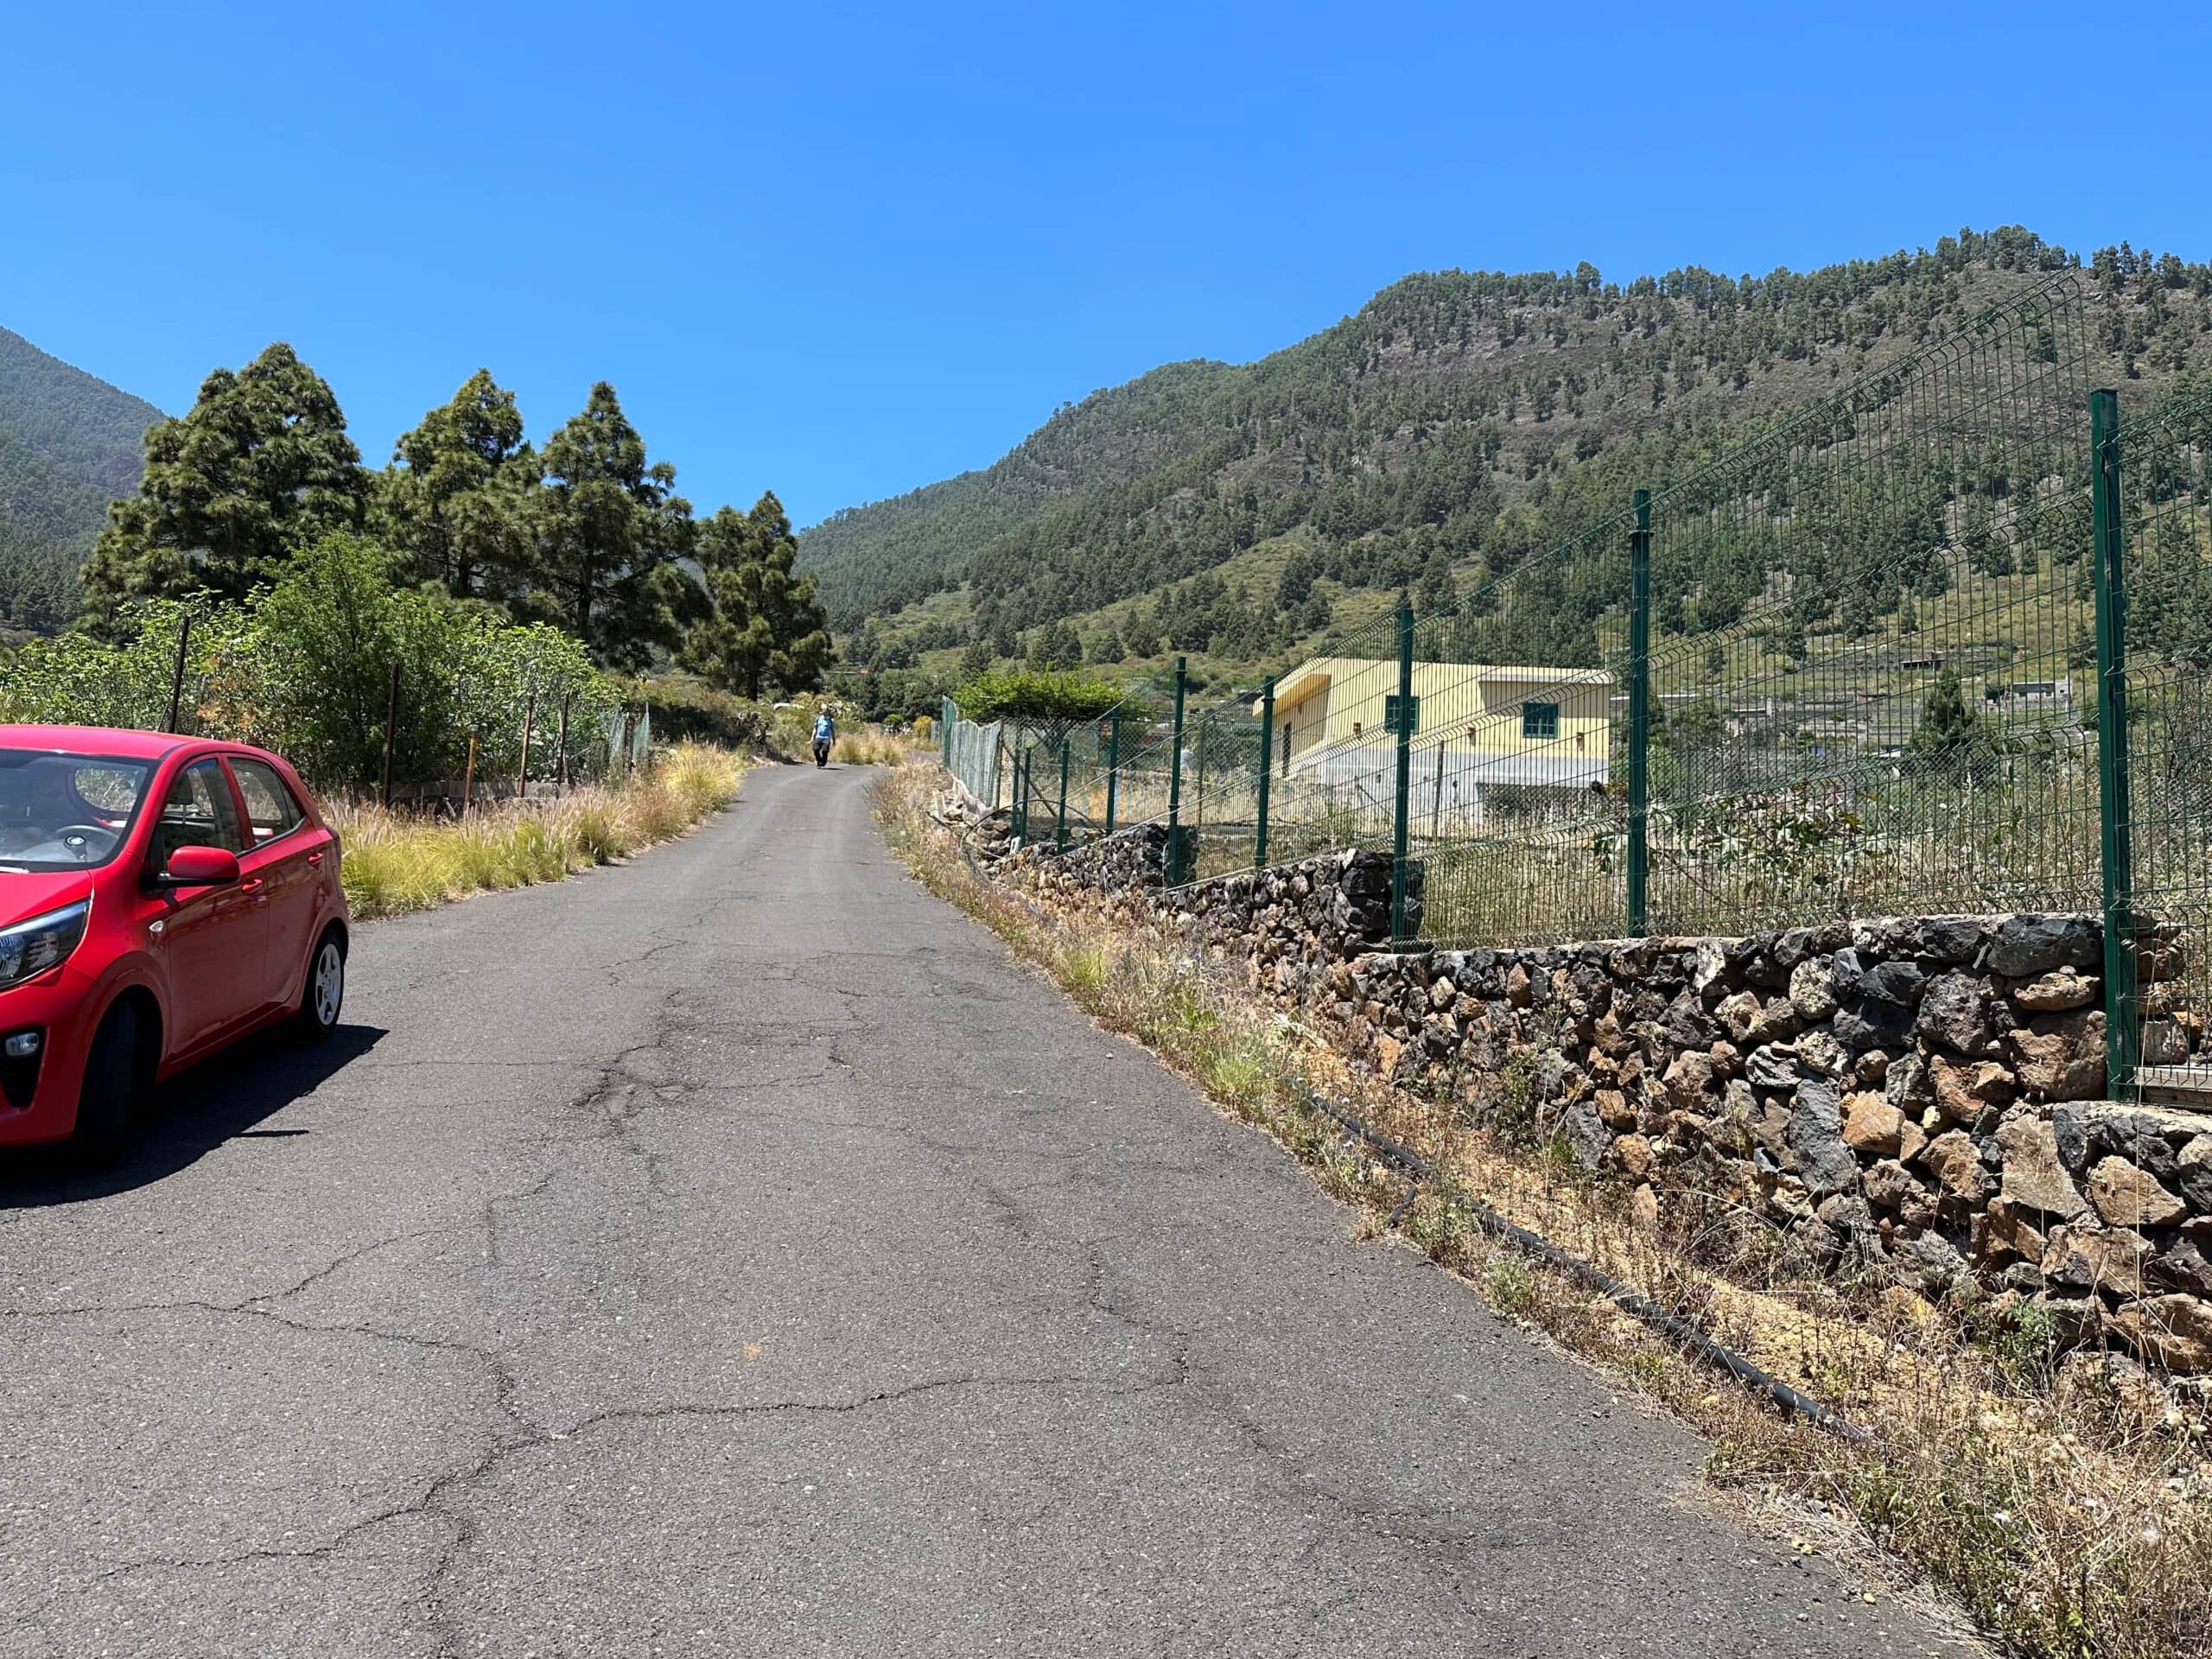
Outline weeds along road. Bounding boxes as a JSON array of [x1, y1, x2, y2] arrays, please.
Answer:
[[1, 763, 1977, 1659]]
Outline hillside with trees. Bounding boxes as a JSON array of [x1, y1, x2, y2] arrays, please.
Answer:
[[799, 227, 2212, 684], [0, 325, 165, 633]]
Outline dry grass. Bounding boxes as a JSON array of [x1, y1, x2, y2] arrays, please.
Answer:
[[874, 763, 2212, 1659], [831, 728, 908, 766], [333, 742, 747, 920]]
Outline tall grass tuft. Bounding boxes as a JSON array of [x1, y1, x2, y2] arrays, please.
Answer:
[[333, 742, 747, 920], [830, 728, 908, 766]]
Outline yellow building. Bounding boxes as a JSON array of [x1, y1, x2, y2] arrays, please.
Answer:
[[1254, 656, 1613, 821]]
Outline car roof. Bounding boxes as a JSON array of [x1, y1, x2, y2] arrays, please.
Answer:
[[0, 724, 194, 761]]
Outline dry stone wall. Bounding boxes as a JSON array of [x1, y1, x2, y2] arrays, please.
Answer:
[[1002, 825, 2212, 1374]]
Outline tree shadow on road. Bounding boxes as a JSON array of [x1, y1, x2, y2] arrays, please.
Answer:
[[0, 1023, 385, 1208]]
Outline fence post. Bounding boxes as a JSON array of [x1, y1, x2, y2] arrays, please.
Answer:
[[556, 692, 571, 793], [1013, 743, 1028, 842], [1056, 738, 1071, 852], [941, 695, 954, 769], [163, 612, 192, 734], [1389, 598, 1415, 944], [380, 663, 400, 808], [1103, 708, 1121, 834], [461, 730, 478, 821], [1166, 656, 1188, 885], [518, 690, 536, 799], [1627, 487, 1653, 936], [2090, 388, 2139, 1093], [1255, 677, 1275, 870]]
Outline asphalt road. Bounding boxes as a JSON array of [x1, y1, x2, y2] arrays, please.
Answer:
[[1, 763, 1977, 1657]]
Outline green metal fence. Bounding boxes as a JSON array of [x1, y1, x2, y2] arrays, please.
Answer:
[[2111, 387, 2212, 1100], [939, 270, 2211, 1104]]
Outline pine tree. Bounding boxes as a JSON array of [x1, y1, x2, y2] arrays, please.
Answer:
[[678, 493, 834, 698], [81, 342, 368, 629], [378, 369, 538, 601], [524, 384, 701, 669]]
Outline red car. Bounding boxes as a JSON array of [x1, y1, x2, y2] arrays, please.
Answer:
[[0, 726, 350, 1160]]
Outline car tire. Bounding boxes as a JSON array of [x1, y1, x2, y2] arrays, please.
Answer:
[[295, 926, 346, 1043], [73, 1001, 140, 1167]]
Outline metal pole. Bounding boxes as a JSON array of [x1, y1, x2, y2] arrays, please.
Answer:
[[941, 695, 954, 769], [1255, 677, 1275, 870], [1103, 709, 1121, 834], [1056, 739, 1071, 852], [380, 663, 400, 809], [1431, 739, 1446, 836], [1166, 656, 1188, 885], [1628, 487, 1653, 936], [1193, 716, 1208, 841], [1389, 599, 1415, 944], [2090, 389, 2139, 1093], [556, 692, 572, 793], [163, 612, 192, 734]]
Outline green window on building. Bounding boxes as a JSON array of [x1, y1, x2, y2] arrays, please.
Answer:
[[1522, 701, 1560, 741]]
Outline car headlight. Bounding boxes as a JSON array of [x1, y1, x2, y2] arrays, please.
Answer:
[[0, 900, 90, 992]]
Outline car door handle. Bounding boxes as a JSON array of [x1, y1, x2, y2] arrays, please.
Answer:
[[307, 852, 324, 867], [240, 878, 265, 894]]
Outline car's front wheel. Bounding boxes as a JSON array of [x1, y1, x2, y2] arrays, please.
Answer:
[[295, 927, 346, 1042], [74, 1001, 140, 1166]]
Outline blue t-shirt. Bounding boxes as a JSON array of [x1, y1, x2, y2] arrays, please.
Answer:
[[814, 715, 835, 741]]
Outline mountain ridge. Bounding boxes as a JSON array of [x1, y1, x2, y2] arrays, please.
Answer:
[[797, 227, 2212, 678], [0, 324, 165, 631]]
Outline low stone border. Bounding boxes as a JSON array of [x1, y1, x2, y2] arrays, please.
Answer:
[[990, 817, 2212, 1375]]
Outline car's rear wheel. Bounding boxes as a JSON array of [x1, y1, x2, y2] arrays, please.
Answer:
[[74, 1001, 140, 1166], [295, 926, 346, 1042]]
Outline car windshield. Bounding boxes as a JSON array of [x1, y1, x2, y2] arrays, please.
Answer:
[[0, 749, 157, 873]]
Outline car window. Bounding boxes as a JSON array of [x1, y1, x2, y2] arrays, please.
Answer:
[[0, 749, 155, 872], [149, 760, 250, 866], [229, 758, 306, 842]]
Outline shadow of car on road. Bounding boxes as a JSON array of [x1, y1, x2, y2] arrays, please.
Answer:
[[0, 1023, 385, 1208]]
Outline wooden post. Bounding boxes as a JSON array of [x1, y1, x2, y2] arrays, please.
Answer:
[[556, 692, 572, 792], [163, 612, 193, 734], [380, 663, 400, 808], [461, 731, 478, 821], [518, 690, 537, 801]]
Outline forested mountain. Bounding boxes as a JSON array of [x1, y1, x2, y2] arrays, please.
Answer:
[[0, 326, 164, 632], [798, 227, 2212, 677]]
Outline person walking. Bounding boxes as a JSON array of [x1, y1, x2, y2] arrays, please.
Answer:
[[811, 707, 836, 768]]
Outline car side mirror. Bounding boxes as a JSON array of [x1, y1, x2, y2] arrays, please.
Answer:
[[159, 846, 241, 888]]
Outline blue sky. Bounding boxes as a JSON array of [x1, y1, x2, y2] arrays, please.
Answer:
[[6, 1, 2210, 530]]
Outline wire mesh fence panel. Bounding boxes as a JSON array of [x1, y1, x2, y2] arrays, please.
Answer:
[[1247, 608, 1410, 872], [1109, 717, 1181, 839], [2116, 387, 2212, 1094], [1642, 270, 2101, 936], [1404, 513, 1633, 947], [1174, 699, 1264, 879]]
